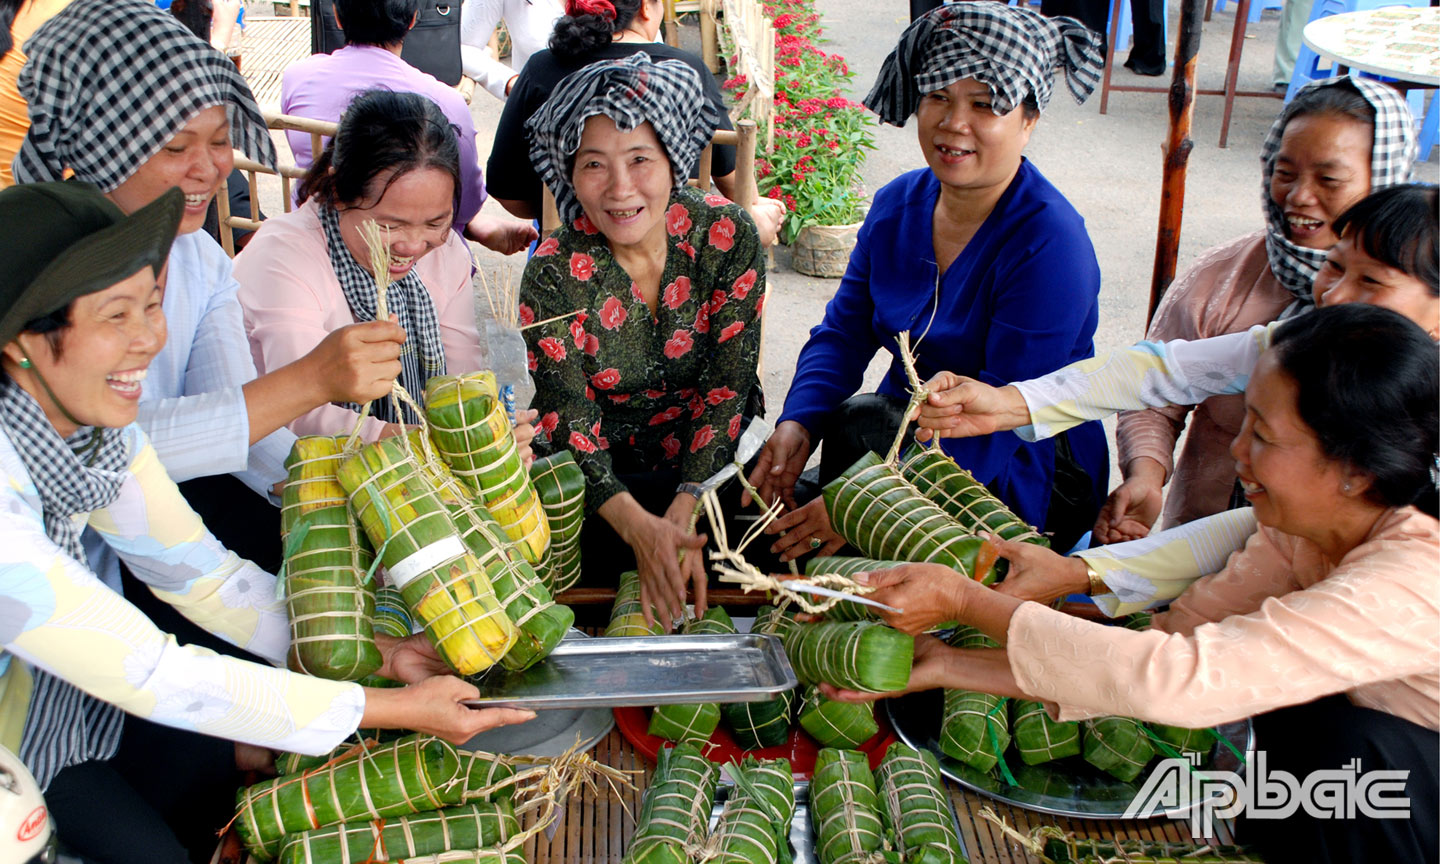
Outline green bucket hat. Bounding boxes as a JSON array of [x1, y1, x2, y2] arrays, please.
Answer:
[[0, 181, 183, 346]]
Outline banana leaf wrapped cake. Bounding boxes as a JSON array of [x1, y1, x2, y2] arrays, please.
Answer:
[[875, 742, 966, 864], [782, 620, 912, 694], [1082, 717, 1156, 782], [822, 451, 994, 583], [803, 557, 906, 622], [648, 606, 736, 745], [722, 605, 797, 750], [605, 569, 665, 637], [280, 436, 381, 681], [899, 446, 1047, 548], [797, 685, 878, 750], [1147, 723, 1213, 755], [234, 734, 462, 860], [1010, 700, 1082, 766], [338, 436, 517, 675], [810, 748, 899, 864], [708, 757, 795, 864], [274, 801, 520, 864], [624, 743, 719, 864], [529, 451, 585, 593], [939, 689, 1010, 774], [426, 372, 549, 563]]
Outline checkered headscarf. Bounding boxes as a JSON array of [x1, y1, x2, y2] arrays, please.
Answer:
[[1260, 76, 1418, 312], [526, 53, 719, 225], [0, 375, 130, 789], [864, 4, 1103, 126], [14, 0, 275, 192]]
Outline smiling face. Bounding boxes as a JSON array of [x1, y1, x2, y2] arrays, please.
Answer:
[[1230, 352, 1361, 538], [915, 78, 1036, 196], [571, 116, 673, 254], [1314, 231, 1440, 338], [106, 105, 233, 237], [3, 270, 167, 437], [335, 166, 455, 280], [1269, 113, 1372, 249]]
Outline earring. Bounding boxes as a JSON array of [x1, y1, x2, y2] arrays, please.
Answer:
[[18, 358, 31, 369], [1343, 481, 1352, 493]]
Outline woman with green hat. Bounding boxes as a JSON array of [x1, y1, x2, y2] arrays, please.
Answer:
[[0, 181, 532, 863]]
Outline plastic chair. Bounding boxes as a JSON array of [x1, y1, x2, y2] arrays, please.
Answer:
[[1419, 91, 1437, 162], [1214, 0, 1283, 21], [1285, 0, 1427, 102]]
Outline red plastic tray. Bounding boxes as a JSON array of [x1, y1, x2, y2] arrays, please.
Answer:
[[612, 704, 897, 780]]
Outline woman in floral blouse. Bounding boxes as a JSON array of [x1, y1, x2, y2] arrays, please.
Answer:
[[520, 54, 764, 629]]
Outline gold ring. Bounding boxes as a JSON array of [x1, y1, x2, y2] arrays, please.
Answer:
[[809, 537, 823, 550]]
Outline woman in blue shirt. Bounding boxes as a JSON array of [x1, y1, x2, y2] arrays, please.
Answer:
[[748, 3, 1110, 554]]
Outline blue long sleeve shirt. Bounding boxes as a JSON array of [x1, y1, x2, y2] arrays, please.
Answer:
[[779, 161, 1108, 530]]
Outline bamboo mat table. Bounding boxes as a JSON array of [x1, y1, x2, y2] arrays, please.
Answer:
[[521, 726, 1237, 864], [237, 16, 311, 110]]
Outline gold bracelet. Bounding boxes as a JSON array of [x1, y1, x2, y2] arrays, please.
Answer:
[[1085, 561, 1107, 597]]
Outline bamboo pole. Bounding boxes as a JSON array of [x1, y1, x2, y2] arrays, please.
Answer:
[[1147, 0, 1206, 326]]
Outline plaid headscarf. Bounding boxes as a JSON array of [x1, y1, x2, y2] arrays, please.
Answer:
[[1260, 76, 1418, 312], [0, 376, 131, 790], [318, 205, 447, 424], [864, 4, 1103, 126], [14, 0, 275, 192], [526, 53, 720, 226]]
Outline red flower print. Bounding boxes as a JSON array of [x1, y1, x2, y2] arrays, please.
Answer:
[[645, 388, 667, 399], [756, 291, 766, 317], [677, 240, 697, 260], [570, 252, 596, 281], [573, 214, 599, 235], [535, 237, 560, 257], [609, 393, 631, 404], [662, 276, 692, 310], [526, 350, 538, 372], [518, 303, 536, 326], [631, 282, 645, 304], [599, 296, 628, 331], [709, 289, 728, 313], [693, 302, 711, 334], [690, 425, 716, 453], [728, 414, 742, 440], [569, 431, 597, 454], [706, 386, 738, 405], [591, 367, 621, 390], [584, 333, 599, 356], [677, 387, 697, 399], [538, 336, 567, 362], [661, 434, 681, 460], [708, 217, 736, 251], [598, 435, 610, 450], [539, 412, 560, 435], [585, 386, 595, 401], [591, 420, 603, 437], [649, 406, 684, 426], [665, 203, 692, 237], [569, 317, 587, 348], [664, 329, 694, 359], [718, 321, 745, 343], [731, 269, 757, 300], [705, 194, 731, 207], [689, 396, 705, 419]]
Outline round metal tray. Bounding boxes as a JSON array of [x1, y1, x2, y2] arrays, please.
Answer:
[[886, 690, 1252, 819]]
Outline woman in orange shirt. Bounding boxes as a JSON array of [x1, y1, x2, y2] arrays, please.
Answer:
[[0, 0, 70, 188]]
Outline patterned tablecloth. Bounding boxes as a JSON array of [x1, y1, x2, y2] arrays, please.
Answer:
[[1302, 6, 1440, 86]]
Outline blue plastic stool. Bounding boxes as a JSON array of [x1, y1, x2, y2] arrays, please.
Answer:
[[1285, 0, 1427, 102], [1114, 0, 1171, 64], [1215, 0, 1284, 22], [1419, 91, 1438, 162]]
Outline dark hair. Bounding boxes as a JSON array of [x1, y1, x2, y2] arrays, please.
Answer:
[[17, 308, 68, 359], [0, 0, 23, 60], [1271, 304, 1439, 518], [1285, 79, 1375, 132], [168, 0, 214, 41], [1020, 95, 1039, 122], [298, 89, 461, 213], [334, 0, 419, 47], [549, 0, 644, 61], [1333, 184, 1439, 297]]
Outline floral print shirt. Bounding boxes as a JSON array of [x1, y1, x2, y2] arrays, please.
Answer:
[[521, 186, 765, 514]]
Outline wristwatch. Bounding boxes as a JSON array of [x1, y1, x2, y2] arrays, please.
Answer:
[[677, 482, 705, 499]]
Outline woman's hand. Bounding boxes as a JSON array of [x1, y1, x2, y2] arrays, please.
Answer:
[[744, 197, 785, 248], [373, 632, 451, 684], [989, 533, 1091, 605], [819, 633, 954, 703], [307, 320, 406, 406], [766, 497, 844, 562], [665, 493, 709, 618], [852, 562, 975, 635], [1091, 458, 1165, 544], [611, 499, 707, 632], [744, 421, 811, 510], [913, 373, 1031, 442], [467, 215, 540, 255], [512, 408, 538, 467], [363, 676, 536, 745]]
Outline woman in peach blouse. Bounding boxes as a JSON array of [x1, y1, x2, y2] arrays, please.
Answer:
[[834, 304, 1438, 861]]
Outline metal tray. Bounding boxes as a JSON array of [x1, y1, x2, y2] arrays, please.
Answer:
[[462, 633, 797, 710], [886, 690, 1253, 820], [705, 778, 970, 864]]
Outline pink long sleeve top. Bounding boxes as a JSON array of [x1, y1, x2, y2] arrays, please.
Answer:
[[1115, 232, 1292, 528], [233, 201, 485, 441], [1007, 507, 1440, 731]]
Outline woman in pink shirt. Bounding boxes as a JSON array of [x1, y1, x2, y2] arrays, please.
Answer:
[[834, 304, 1439, 861], [236, 89, 537, 443]]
